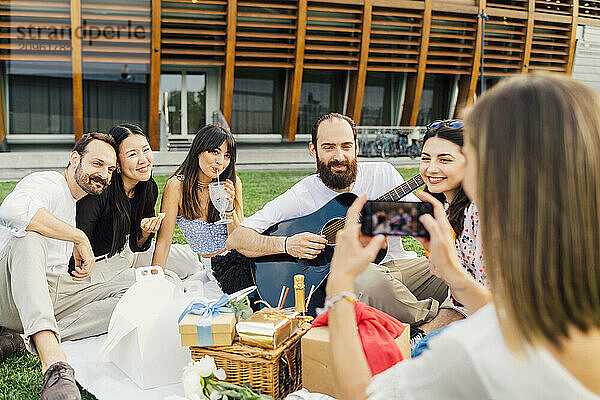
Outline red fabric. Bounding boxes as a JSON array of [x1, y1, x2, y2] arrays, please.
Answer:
[[312, 300, 406, 375]]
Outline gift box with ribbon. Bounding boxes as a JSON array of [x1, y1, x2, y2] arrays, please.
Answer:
[[178, 294, 236, 347], [235, 307, 299, 349]]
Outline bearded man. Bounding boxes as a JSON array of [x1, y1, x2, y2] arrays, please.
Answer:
[[0, 132, 126, 400], [227, 113, 449, 326]]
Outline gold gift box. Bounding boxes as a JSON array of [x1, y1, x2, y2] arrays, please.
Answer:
[[236, 309, 299, 349], [178, 312, 236, 347]]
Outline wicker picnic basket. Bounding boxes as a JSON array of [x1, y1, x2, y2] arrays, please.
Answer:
[[190, 324, 310, 400]]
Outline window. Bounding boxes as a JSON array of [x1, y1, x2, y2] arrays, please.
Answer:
[[186, 74, 206, 134], [416, 74, 454, 126], [83, 73, 148, 132], [297, 70, 346, 134], [161, 74, 182, 135], [7, 62, 73, 135], [361, 72, 405, 126], [231, 67, 285, 134], [160, 72, 206, 136]]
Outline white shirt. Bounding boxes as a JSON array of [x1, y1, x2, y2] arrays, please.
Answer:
[[0, 171, 76, 273], [367, 304, 600, 400], [241, 162, 420, 262]]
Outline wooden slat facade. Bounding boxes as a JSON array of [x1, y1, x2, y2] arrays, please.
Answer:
[[367, 4, 422, 72], [345, 0, 372, 124], [529, 18, 571, 72], [483, 14, 527, 76], [426, 10, 477, 75], [408, 0, 431, 126], [304, 1, 363, 70], [281, 0, 307, 141], [149, 0, 161, 149], [235, 1, 298, 69], [0, 0, 595, 147], [161, 0, 227, 66], [81, 0, 151, 65], [71, 0, 83, 140], [0, 0, 72, 62]]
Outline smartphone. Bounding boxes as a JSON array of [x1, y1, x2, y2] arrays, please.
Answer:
[[360, 201, 433, 238]]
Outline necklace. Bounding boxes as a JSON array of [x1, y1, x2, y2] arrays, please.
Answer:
[[197, 181, 211, 189]]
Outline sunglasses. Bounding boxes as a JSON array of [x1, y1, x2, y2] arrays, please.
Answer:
[[426, 119, 464, 130]]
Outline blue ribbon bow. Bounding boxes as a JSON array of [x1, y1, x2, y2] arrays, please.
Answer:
[[179, 294, 232, 346]]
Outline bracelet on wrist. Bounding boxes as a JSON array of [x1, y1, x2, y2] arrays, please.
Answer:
[[225, 204, 235, 213], [318, 291, 356, 314], [283, 236, 289, 255]]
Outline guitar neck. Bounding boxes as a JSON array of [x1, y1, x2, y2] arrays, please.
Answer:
[[376, 174, 425, 201]]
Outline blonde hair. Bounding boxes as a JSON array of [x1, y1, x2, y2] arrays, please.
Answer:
[[463, 73, 600, 350]]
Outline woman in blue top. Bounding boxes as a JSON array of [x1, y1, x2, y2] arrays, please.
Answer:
[[152, 125, 244, 288]]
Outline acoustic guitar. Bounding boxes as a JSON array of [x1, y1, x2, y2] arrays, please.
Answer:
[[254, 174, 425, 314]]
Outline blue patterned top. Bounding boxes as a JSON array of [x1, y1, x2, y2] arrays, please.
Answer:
[[176, 216, 228, 255]]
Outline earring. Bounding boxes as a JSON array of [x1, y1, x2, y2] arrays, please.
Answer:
[[116, 167, 121, 174]]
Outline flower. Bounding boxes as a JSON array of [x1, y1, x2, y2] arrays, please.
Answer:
[[186, 356, 226, 381], [182, 367, 204, 399], [209, 390, 222, 400], [213, 368, 226, 381], [195, 356, 218, 378], [166, 356, 245, 400]]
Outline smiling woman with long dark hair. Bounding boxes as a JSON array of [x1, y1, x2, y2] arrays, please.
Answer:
[[152, 125, 246, 291], [420, 122, 470, 237], [419, 121, 487, 317]]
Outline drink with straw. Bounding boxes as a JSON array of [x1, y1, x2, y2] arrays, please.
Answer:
[[208, 169, 233, 224]]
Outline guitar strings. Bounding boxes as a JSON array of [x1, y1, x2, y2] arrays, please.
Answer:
[[320, 175, 425, 239], [322, 220, 346, 236]]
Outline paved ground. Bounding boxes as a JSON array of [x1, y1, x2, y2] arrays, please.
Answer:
[[0, 143, 420, 180]]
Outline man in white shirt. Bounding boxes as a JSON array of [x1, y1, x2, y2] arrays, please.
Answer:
[[227, 113, 448, 324], [0, 133, 117, 400]]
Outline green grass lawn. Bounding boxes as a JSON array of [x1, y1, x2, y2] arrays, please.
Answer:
[[0, 167, 422, 400]]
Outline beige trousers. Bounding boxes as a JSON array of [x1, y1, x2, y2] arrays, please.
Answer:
[[47, 270, 132, 342], [0, 232, 57, 343], [90, 241, 202, 283], [0, 232, 132, 355], [0, 233, 203, 353], [54, 241, 203, 340], [354, 257, 449, 325]]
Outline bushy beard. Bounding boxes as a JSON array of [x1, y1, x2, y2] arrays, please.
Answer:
[[74, 163, 108, 195], [317, 156, 358, 190]]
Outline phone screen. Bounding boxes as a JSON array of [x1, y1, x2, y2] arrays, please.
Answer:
[[360, 201, 432, 238]]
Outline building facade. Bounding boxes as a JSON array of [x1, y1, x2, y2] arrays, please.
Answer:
[[1, 0, 598, 149]]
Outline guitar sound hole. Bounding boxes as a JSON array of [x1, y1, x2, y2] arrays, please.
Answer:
[[321, 217, 345, 245]]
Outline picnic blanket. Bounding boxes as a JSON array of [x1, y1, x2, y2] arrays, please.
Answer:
[[61, 272, 337, 400], [62, 277, 222, 400]]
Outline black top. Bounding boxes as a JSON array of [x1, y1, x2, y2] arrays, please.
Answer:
[[76, 178, 159, 257]]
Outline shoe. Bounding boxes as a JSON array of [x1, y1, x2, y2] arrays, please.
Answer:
[[0, 327, 25, 363], [409, 327, 425, 351], [40, 361, 81, 400]]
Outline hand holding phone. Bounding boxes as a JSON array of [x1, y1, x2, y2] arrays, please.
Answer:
[[360, 201, 433, 238], [414, 192, 461, 281]]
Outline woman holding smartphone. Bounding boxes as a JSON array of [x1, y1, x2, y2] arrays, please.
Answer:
[[152, 125, 246, 290], [326, 74, 600, 399], [76, 124, 201, 283]]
